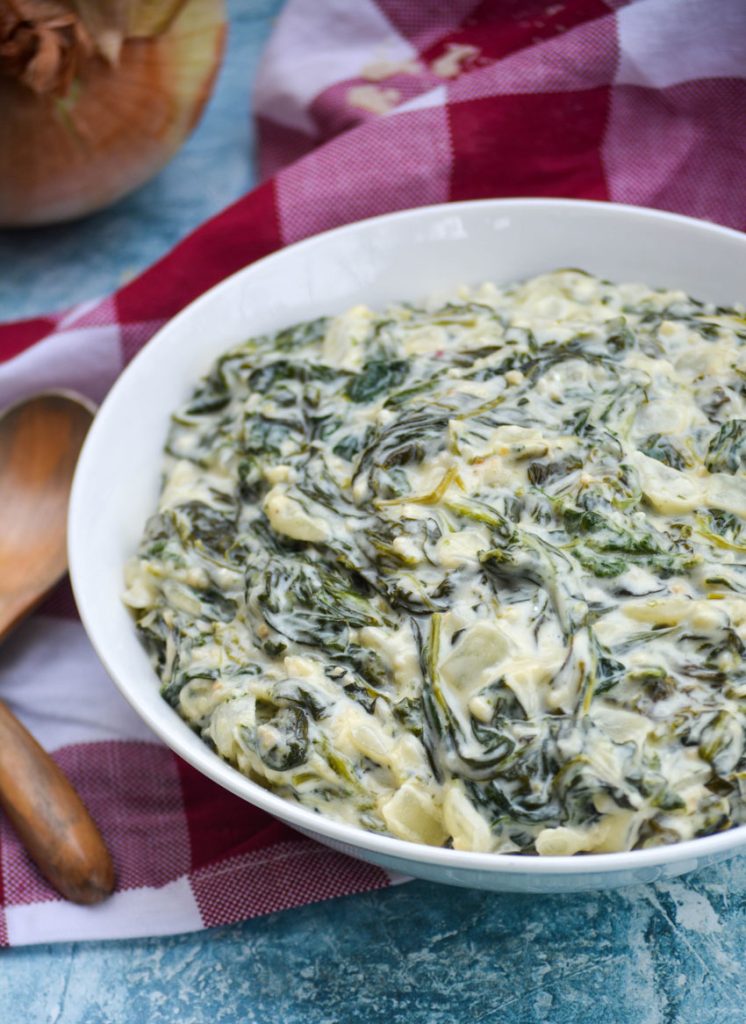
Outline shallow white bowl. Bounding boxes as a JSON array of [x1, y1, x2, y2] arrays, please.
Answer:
[[69, 199, 746, 892]]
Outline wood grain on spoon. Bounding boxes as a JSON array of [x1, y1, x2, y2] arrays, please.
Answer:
[[0, 394, 91, 642], [0, 393, 115, 904], [0, 703, 115, 904]]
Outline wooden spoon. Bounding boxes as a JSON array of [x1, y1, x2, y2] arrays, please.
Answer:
[[0, 392, 115, 905]]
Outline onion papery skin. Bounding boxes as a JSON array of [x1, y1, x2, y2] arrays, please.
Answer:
[[0, 0, 226, 227]]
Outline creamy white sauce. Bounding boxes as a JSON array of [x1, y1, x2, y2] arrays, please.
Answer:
[[126, 271, 746, 855]]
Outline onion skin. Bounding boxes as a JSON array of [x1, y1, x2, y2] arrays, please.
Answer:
[[0, 0, 226, 226]]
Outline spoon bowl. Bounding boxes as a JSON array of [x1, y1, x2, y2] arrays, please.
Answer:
[[0, 392, 95, 642]]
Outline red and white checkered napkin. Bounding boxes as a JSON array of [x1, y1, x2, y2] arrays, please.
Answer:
[[0, 0, 743, 946]]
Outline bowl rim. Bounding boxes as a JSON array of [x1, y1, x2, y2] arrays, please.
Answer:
[[69, 196, 746, 876]]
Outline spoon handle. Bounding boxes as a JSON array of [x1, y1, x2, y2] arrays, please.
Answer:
[[0, 700, 115, 904]]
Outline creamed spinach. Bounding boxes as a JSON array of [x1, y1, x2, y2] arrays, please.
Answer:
[[125, 270, 746, 855]]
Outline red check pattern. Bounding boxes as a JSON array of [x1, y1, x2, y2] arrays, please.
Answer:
[[0, 0, 743, 944]]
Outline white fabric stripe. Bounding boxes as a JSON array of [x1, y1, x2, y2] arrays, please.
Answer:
[[56, 297, 104, 330], [392, 84, 448, 113], [0, 617, 159, 750], [616, 0, 746, 87], [253, 0, 416, 134], [6, 877, 201, 944], [385, 870, 413, 886], [0, 322, 122, 409]]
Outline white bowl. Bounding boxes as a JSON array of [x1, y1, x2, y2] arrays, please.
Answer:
[[69, 199, 746, 893]]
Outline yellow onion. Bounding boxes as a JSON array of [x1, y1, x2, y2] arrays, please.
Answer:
[[0, 0, 226, 226]]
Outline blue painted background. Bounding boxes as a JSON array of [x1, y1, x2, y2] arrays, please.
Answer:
[[3, 859, 746, 1023], [1, 3, 745, 1021]]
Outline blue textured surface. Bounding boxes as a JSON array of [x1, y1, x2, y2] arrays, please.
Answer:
[[2, 861, 746, 1023], [1, 4, 746, 1021]]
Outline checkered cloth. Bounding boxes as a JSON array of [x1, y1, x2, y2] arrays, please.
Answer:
[[0, 0, 743, 945]]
